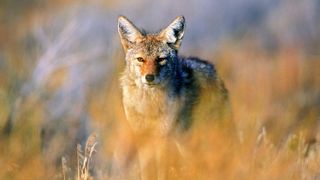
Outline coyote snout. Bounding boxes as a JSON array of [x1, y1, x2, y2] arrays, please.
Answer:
[[137, 56, 171, 86]]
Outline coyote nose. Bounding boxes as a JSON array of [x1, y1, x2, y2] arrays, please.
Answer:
[[145, 74, 155, 82]]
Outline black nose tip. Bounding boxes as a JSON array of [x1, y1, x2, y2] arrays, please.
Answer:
[[145, 74, 155, 82]]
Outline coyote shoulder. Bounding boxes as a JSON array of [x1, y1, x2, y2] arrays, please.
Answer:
[[118, 15, 231, 137]]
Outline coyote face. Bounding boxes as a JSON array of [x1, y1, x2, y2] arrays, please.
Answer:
[[118, 16, 185, 87]]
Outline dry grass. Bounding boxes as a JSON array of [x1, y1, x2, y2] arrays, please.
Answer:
[[61, 133, 98, 180]]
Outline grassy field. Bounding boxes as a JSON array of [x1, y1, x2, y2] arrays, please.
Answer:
[[0, 1, 320, 179]]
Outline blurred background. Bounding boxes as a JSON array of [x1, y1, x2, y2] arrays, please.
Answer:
[[0, 0, 320, 179]]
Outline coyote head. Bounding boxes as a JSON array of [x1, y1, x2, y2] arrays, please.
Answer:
[[118, 16, 185, 87]]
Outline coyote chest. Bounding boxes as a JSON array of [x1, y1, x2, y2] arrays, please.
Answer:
[[122, 84, 181, 135]]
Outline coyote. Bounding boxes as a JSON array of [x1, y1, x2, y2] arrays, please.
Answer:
[[118, 15, 231, 135], [116, 15, 233, 178]]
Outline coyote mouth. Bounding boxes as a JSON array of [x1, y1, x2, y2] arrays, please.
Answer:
[[144, 82, 159, 87], [145, 83, 157, 86]]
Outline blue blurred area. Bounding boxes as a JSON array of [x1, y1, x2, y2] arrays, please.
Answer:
[[1, 0, 319, 54]]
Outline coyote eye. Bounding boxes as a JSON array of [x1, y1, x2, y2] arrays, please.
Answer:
[[136, 57, 145, 63], [157, 57, 167, 65]]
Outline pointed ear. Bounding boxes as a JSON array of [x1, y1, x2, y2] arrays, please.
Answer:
[[159, 16, 185, 50], [118, 16, 143, 51]]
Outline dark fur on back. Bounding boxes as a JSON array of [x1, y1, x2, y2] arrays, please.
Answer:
[[164, 56, 225, 131]]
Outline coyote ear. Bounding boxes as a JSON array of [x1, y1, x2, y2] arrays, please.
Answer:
[[159, 16, 185, 50], [118, 16, 143, 51]]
